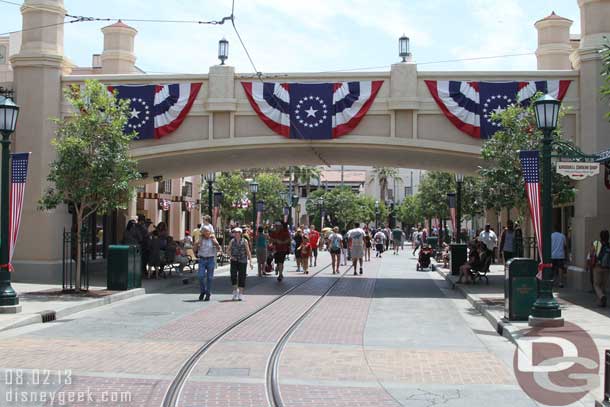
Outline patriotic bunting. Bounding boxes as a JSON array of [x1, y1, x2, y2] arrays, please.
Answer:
[[242, 81, 383, 139], [425, 80, 571, 139], [109, 83, 202, 140]]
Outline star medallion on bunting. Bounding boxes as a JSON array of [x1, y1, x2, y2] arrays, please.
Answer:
[[294, 95, 328, 129]]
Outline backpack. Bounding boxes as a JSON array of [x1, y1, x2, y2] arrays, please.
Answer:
[[330, 235, 341, 251], [600, 243, 610, 268]]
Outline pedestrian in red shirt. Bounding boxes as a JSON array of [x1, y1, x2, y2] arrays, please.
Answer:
[[308, 225, 321, 267], [270, 221, 291, 282]]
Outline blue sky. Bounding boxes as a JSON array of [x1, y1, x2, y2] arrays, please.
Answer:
[[1, 0, 580, 73]]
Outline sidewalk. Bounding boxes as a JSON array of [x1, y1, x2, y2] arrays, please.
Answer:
[[0, 262, 231, 333], [435, 263, 610, 405]]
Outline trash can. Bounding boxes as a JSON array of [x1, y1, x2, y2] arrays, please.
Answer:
[[504, 258, 538, 321], [107, 245, 142, 290], [427, 236, 439, 251], [450, 243, 467, 276]]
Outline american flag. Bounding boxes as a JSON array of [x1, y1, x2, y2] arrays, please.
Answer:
[[519, 150, 544, 279], [9, 153, 30, 268]]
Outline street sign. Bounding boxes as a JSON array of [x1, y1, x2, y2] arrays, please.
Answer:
[[556, 162, 600, 180]]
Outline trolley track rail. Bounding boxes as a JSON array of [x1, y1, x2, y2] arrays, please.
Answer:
[[266, 266, 352, 407], [161, 263, 333, 407]]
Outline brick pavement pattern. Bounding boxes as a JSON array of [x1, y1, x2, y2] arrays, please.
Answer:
[[180, 381, 267, 407], [290, 263, 381, 345], [280, 384, 400, 407], [0, 337, 200, 375], [190, 341, 274, 379], [39, 376, 168, 407]]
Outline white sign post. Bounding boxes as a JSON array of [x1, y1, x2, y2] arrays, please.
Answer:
[[556, 162, 600, 180]]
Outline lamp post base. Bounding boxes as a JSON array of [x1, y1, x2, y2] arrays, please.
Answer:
[[0, 304, 22, 314], [528, 315, 564, 328]]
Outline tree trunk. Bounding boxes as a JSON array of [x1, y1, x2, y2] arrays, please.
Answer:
[[75, 211, 83, 293]]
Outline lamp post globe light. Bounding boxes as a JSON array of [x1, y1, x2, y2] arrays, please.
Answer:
[[398, 34, 411, 62], [204, 172, 216, 218], [218, 38, 229, 65], [317, 197, 324, 230], [455, 173, 464, 243], [529, 95, 563, 327], [249, 180, 258, 229], [0, 95, 20, 309]]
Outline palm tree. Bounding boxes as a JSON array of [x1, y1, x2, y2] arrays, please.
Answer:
[[295, 166, 321, 198], [369, 167, 400, 202]]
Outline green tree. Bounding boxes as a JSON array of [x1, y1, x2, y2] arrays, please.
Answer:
[[255, 173, 286, 223], [479, 99, 576, 222], [214, 172, 247, 226], [398, 195, 423, 228], [294, 166, 321, 198], [369, 167, 400, 202], [39, 80, 140, 291], [416, 171, 454, 223]]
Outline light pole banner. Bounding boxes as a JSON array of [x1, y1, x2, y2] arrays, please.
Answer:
[[8, 152, 30, 268], [519, 150, 545, 279]]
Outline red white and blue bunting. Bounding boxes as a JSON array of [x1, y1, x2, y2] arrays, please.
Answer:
[[425, 80, 571, 139], [109, 83, 202, 140], [241, 81, 383, 139]]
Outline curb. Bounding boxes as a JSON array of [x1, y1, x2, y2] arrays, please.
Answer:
[[0, 288, 146, 334]]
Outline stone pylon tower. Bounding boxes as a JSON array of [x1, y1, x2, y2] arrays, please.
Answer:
[[570, 0, 610, 267], [9, 0, 71, 281]]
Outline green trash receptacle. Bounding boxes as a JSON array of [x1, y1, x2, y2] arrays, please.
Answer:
[[504, 258, 538, 321], [107, 245, 142, 290], [427, 236, 439, 251], [450, 243, 467, 276]]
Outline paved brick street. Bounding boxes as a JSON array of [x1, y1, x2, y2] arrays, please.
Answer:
[[0, 251, 593, 406]]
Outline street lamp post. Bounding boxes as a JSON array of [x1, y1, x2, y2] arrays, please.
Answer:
[[250, 180, 258, 229], [317, 197, 324, 230], [529, 95, 563, 327], [204, 172, 215, 218], [0, 95, 20, 309], [398, 34, 411, 62], [218, 38, 229, 65], [374, 200, 380, 229], [292, 194, 299, 228], [455, 173, 464, 243]]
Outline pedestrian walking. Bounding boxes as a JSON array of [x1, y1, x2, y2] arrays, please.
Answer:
[[374, 229, 386, 258], [499, 220, 515, 263], [328, 227, 343, 274], [551, 226, 568, 288], [308, 225, 320, 267], [228, 228, 253, 301], [392, 227, 402, 255], [341, 229, 349, 266], [270, 221, 291, 282], [299, 235, 312, 274], [348, 223, 365, 275], [590, 229, 610, 307], [255, 226, 268, 277], [412, 228, 422, 256], [294, 228, 304, 272], [364, 230, 372, 262], [383, 225, 391, 252], [195, 225, 221, 301]]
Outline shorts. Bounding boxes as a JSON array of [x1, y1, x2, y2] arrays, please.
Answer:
[[393, 239, 401, 247], [330, 248, 341, 255], [274, 252, 287, 264], [376, 244, 384, 252], [230, 261, 247, 288], [552, 259, 565, 271]]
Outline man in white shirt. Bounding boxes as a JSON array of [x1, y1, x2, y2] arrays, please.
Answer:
[[347, 223, 366, 275], [479, 224, 498, 262], [551, 227, 568, 288]]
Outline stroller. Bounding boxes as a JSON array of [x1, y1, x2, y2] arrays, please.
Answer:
[[416, 245, 435, 271], [265, 242, 275, 274]]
